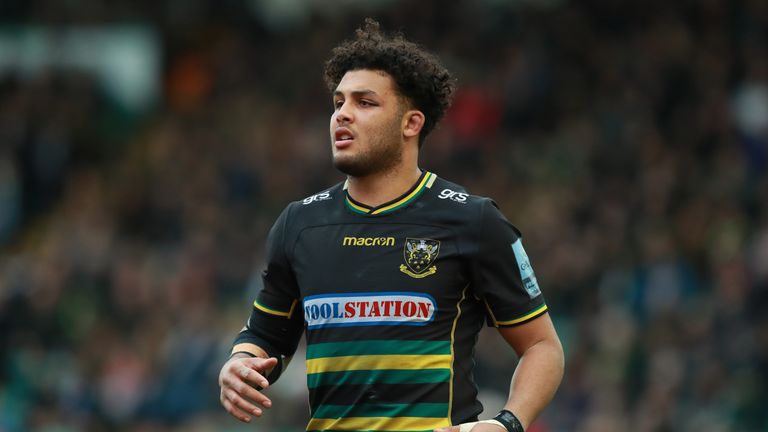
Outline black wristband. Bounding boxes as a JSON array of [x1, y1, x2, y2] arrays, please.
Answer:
[[493, 409, 524, 432], [229, 351, 256, 359]]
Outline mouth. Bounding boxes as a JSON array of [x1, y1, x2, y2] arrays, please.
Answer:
[[334, 127, 354, 148]]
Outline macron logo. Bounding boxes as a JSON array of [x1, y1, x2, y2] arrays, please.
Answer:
[[303, 292, 436, 329]]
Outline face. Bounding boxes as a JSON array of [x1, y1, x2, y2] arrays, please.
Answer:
[[330, 69, 406, 177]]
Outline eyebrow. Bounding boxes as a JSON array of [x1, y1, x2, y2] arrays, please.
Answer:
[[333, 89, 379, 98]]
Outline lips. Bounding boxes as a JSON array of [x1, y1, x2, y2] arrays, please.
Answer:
[[334, 127, 354, 148]]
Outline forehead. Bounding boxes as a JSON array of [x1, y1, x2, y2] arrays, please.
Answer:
[[334, 69, 397, 96]]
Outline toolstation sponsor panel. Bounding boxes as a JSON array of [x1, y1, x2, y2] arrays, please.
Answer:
[[303, 292, 436, 329]]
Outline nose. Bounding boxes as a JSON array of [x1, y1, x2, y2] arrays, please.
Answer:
[[335, 101, 352, 124]]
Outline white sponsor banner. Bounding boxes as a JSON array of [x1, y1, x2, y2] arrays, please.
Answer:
[[303, 292, 436, 329]]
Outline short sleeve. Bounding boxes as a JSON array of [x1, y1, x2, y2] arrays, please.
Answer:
[[470, 199, 548, 327]]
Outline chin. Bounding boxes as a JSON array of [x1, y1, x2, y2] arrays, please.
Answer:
[[333, 157, 370, 177]]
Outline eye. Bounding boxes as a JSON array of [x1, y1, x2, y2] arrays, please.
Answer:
[[359, 100, 375, 107], [334, 99, 344, 109]]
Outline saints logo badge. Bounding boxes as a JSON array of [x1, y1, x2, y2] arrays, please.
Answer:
[[400, 238, 440, 279]]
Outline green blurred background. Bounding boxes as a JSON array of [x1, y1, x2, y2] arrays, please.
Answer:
[[1, 0, 767, 431]]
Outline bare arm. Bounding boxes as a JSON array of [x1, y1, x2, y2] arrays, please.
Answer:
[[497, 313, 564, 428], [435, 313, 564, 432]]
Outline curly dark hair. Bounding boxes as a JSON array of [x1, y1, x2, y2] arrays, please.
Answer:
[[324, 18, 456, 147]]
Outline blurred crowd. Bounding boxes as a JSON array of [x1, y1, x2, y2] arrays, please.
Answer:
[[1, 0, 767, 431]]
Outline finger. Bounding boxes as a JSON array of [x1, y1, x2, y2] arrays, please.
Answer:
[[246, 357, 279, 386], [237, 380, 274, 409], [224, 356, 276, 376], [238, 365, 271, 389], [222, 375, 273, 409], [471, 424, 507, 432], [222, 361, 269, 392], [226, 388, 266, 417], [243, 356, 278, 374], [221, 394, 252, 423], [246, 356, 279, 368], [443, 421, 504, 432]]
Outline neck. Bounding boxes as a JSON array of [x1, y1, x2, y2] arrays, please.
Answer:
[[346, 164, 422, 208]]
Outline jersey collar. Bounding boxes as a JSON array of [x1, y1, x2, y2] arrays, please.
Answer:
[[343, 171, 437, 216]]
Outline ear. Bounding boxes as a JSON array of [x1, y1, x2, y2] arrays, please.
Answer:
[[402, 110, 425, 139]]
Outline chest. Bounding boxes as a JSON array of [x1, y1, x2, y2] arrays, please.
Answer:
[[291, 223, 470, 321]]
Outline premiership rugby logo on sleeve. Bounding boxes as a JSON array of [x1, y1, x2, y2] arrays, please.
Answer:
[[303, 292, 436, 329], [511, 239, 541, 298]]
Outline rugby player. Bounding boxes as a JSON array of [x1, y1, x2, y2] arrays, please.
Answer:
[[218, 18, 564, 432]]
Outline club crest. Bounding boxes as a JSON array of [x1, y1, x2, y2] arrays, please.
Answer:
[[400, 238, 440, 279]]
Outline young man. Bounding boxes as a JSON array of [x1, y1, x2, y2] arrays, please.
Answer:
[[218, 19, 564, 432]]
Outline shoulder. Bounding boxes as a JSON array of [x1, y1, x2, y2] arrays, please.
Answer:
[[426, 176, 521, 236], [279, 181, 345, 227], [427, 176, 496, 215]]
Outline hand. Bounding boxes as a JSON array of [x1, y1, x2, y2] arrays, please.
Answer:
[[218, 354, 278, 423], [434, 420, 507, 432]]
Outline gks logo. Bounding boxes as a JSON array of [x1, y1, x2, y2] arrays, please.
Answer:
[[303, 191, 331, 205], [438, 188, 468, 203], [303, 292, 436, 329]]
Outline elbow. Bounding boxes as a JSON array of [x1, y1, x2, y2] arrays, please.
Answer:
[[557, 340, 565, 381], [549, 335, 565, 384], [531, 334, 565, 384]]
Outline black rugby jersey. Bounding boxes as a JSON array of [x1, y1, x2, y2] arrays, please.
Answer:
[[234, 171, 548, 432]]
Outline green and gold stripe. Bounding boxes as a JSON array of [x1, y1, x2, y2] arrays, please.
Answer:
[[307, 340, 450, 359], [307, 415, 451, 431], [345, 198, 370, 214], [306, 354, 451, 375], [447, 285, 468, 421], [490, 303, 549, 326], [344, 172, 437, 216], [307, 430, 435, 432], [313, 402, 448, 419], [253, 299, 297, 318], [307, 368, 451, 389]]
